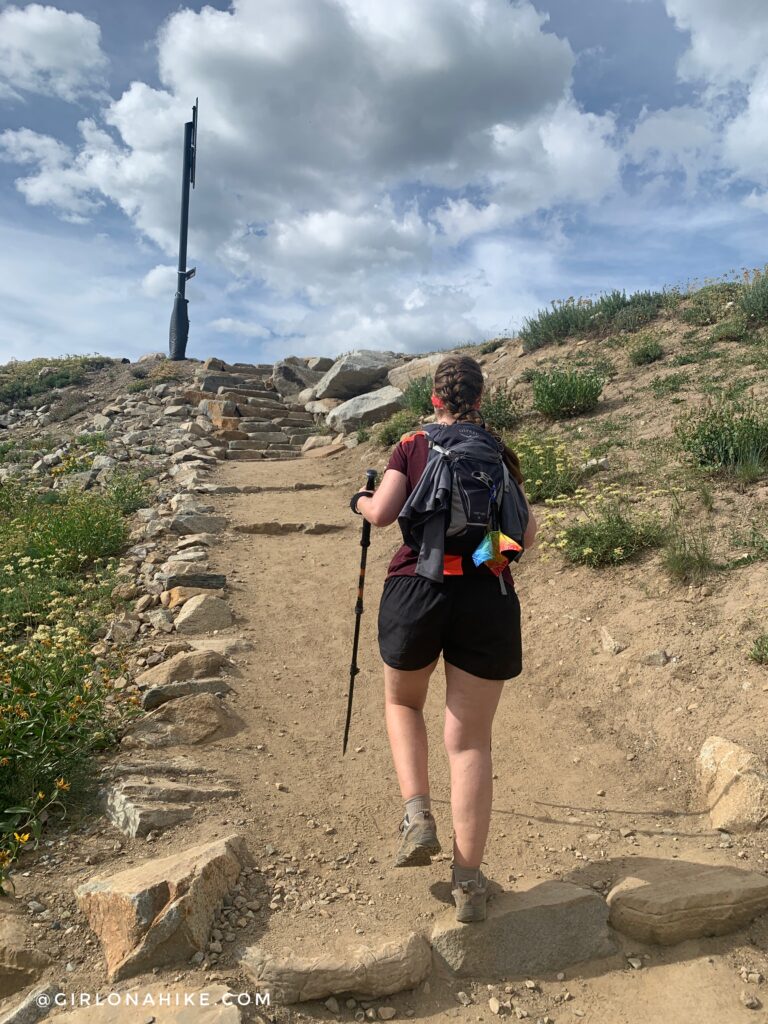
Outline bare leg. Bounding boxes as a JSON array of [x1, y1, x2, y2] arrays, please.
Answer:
[[444, 662, 504, 868], [384, 659, 438, 800]]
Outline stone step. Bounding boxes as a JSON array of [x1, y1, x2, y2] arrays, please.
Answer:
[[267, 443, 303, 452], [226, 450, 264, 461], [217, 391, 283, 407], [229, 436, 289, 450], [238, 421, 291, 433], [217, 387, 281, 402]]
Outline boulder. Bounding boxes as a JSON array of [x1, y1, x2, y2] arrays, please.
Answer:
[[203, 357, 230, 372], [170, 514, 229, 536], [0, 983, 62, 1024], [306, 398, 342, 414], [314, 351, 400, 401], [120, 693, 240, 749], [163, 586, 213, 609], [74, 834, 250, 980], [271, 360, 324, 397], [135, 649, 230, 689], [607, 862, 768, 945], [141, 677, 232, 711], [241, 932, 431, 1002], [387, 353, 445, 392], [698, 736, 768, 832], [175, 595, 233, 634], [296, 387, 318, 405], [307, 356, 334, 372], [303, 443, 346, 459], [326, 386, 404, 433], [430, 881, 617, 978], [302, 435, 335, 453], [137, 352, 166, 363]]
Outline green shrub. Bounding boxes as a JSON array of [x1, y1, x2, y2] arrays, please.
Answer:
[[680, 282, 741, 326], [510, 433, 581, 503], [106, 469, 152, 515], [711, 316, 750, 344], [531, 368, 604, 419], [481, 385, 520, 432], [662, 524, 720, 584], [70, 432, 108, 453], [479, 338, 505, 355], [739, 273, 768, 325], [0, 356, 113, 410], [356, 427, 371, 444], [562, 504, 662, 568], [677, 402, 768, 482], [751, 634, 768, 665], [376, 410, 420, 447], [127, 379, 151, 394], [650, 372, 689, 397], [629, 335, 664, 366], [402, 375, 434, 416]]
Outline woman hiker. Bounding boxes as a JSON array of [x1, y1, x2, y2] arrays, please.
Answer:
[[350, 354, 537, 923]]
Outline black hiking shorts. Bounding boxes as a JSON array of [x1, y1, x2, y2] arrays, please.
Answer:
[[377, 574, 522, 680]]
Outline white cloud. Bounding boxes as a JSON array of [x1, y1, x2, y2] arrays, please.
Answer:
[[209, 317, 270, 338], [2, 0, 625, 353], [626, 106, 717, 188], [141, 264, 177, 298], [0, 3, 107, 102], [665, 0, 768, 86]]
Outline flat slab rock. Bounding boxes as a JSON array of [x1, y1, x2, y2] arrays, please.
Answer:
[[234, 521, 344, 536], [241, 932, 431, 1003], [607, 861, 768, 945], [75, 834, 250, 981], [431, 880, 617, 978], [135, 649, 231, 689], [120, 692, 241, 750], [0, 898, 52, 1001], [105, 777, 238, 838], [45, 984, 242, 1023]]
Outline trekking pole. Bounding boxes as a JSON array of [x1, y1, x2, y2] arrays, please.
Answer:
[[343, 468, 377, 755]]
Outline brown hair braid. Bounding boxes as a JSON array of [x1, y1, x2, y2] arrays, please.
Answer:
[[433, 354, 524, 486]]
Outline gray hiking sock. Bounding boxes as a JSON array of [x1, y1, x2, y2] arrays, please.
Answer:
[[404, 795, 431, 822], [453, 864, 481, 885]]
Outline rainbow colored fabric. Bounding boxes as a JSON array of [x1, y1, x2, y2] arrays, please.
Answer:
[[471, 531, 523, 576]]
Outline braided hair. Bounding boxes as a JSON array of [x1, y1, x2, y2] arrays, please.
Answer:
[[433, 354, 524, 486]]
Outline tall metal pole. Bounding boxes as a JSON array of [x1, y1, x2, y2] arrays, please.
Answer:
[[169, 100, 198, 361]]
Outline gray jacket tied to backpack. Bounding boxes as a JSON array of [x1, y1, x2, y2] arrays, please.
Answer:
[[397, 422, 529, 588]]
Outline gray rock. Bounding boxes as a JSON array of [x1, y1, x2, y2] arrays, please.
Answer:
[[105, 777, 238, 837], [120, 693, 241, 750], [175, 594, 233, 634], [302, 435, 335, 453], [306, 398, 343, 414], [387, 353, 445, 392], [326, 386, 405, 433], [135, 649, 231, 688], [430, 881, 617, 978], [241, 932, 431, 1002], [315, 351, 400, 401], [307, 356, 334, 372], [137, 352, 167, 363], [607, 862, 768, 945], [271, 360, 324, 397], [142, 677, 233, 710], [170, 514, 229, 535], [698, 736, 768, 832], [75, 834, 250, 980], [641, 650, 670, 666]]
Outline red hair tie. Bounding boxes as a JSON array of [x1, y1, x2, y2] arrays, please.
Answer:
[[431, 393, 445, 409]]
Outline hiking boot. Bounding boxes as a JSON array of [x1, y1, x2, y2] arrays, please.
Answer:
[[394, 811, 441, 867], [452, 868, 488, 923]]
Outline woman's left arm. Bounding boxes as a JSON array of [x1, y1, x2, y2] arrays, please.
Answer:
[[355, 469, 407, 528]]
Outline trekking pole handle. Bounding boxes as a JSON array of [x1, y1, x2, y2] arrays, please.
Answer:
[[360, 470, 377, 549], [365, 468, 377, 491]]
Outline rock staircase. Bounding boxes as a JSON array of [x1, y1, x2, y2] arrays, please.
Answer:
[[189, 363, 317, 461]]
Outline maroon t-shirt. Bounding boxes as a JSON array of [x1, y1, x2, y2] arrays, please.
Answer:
[[385, 428, 514, 586]]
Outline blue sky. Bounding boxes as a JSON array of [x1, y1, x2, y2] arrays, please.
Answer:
[[1, 0, 767, 363]]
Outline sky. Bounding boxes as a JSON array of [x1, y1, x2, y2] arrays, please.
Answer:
[[1, 0, 767, 364]]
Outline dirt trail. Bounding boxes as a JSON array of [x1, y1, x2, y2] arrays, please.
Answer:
[[153, 446, 766, 1024]]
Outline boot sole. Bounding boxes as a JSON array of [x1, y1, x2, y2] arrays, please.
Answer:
[[393, 838, 442, 868]]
